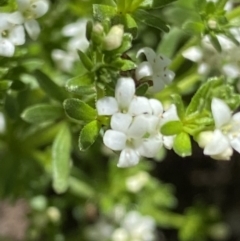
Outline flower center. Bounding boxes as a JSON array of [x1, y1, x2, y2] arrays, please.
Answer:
[[1, 30, 8, 38]]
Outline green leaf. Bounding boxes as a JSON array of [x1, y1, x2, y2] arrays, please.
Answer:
[[65, 73, 95, 96], [182, 21, 204, 35], [0, 80, 12, 91], [78, 50, 94, 71], [79, 120, 101, 151], [186, 78, 222, 115], [152, 0, 177, 8], [209, 32, 221, 52], [206, 1, 216, 14], [52, 124, 71, 194], [21, 104, 63, 124], [135, 83, 149, 96], [86, 20, 93, 41], [93, 4, 117, 22], [0, 0, 8, 6], [4, 94, 19, 119], [63, 98, 97, 123], [173, 132, 192, 157], [112, 13, 138, 38], [34, 70, 67, 102], [133, 9, 169, 32], [171, 94, 185, 120], [112, 58, 136, 71], [69, 177, 94, 198], [161, 121, 183, 135]]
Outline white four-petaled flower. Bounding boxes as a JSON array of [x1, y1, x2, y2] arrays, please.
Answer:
[[203, 98, 240, 160], [0, 13, 25, 57], [96, 77, 164, 167], [135, 47, 175, 93]]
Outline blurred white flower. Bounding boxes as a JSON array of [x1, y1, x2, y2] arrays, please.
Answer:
[[52, 19, 89, 72], [0, 13, 25, 57], [126, 171, 149, 193], [203, 98, 240, 160], [112, 211, 156, 241], [136, 47, 175, 93], [16, 0, 49, 40]]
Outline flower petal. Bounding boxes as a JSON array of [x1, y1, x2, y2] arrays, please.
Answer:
[[115, 77, 135, 111], [136, 47, 156, 65], [103, 130, 126, 151], [135, 61, 153, 81], [138, 135, 163, 158], [127, 115, 148, 138], [182, 46, 203, 62], [211, 98, 231, 128], [9, 25, 25, 45], [8, 11, 24, 24], [0, 40, 15, 57], [96, 97, 118, 116], [230, 136, 240, 153], [163, 135, 174, 149], [24, 19, 40, 40], [62, 19, 87, 37], [118, 148, 140, 168], [29, 1, 49, 18], [128, 96, 151, 116], [149, 98, 163, 116], [111, 113, 132, 133], [204, 129, 230, 155], [161, 104, 179, 126]]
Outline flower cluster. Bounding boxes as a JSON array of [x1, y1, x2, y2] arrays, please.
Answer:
[[198, 98, 240, 160], [96, 76, 178, 167], [52, 19, 89, 72], [0, 0, 49, 57]]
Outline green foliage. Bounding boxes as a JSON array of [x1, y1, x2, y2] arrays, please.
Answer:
[[161, 121, 183, 135], [79, 120, 101, 151], [21, 104, 63, 124], [52, 124, 71, 194], [173, 132, 192, 157], [63, 98, 97, 123]]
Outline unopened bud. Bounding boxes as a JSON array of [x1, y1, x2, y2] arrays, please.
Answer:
[[93, 22, 104, 35], [103, 25, 124, 51], [197, 131, 213, 148]]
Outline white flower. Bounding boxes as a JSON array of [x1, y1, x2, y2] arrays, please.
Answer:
[[0, 13, 25, 57], [16, 0, 49, 40], [126, 171, 149, 193], [135, 47, 175, 93], [62, 19, 89, 53], [112, 211, 156, 241], [203, 98, 240, 160], [96, 77, 136, 115], [97, 77, 165, 167], [51, 49, 77, 72]]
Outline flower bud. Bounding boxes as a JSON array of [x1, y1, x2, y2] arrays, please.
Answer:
[[93, 22, 104, 35], [197, 131, 213, 148], [103, 25, 124, 51]]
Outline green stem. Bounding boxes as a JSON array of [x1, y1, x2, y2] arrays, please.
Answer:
[[170, 36, 198, 72]]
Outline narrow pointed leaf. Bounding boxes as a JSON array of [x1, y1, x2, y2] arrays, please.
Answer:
[[133, 9, 169, 32], [79, 120, 101, 151], [78, 50, 94, 71], [66, 73, 95, 95], [35, 70, 68, 102], [21, 104, 63, 124], [52, 124, 71, 194], [64, 98, 97, 123]]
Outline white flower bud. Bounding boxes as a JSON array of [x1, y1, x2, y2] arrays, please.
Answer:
[[197, 131, 214, 148], [103, 25, 124, 51], [93, 22, 104, 34], [211, 147, 233, 161]]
